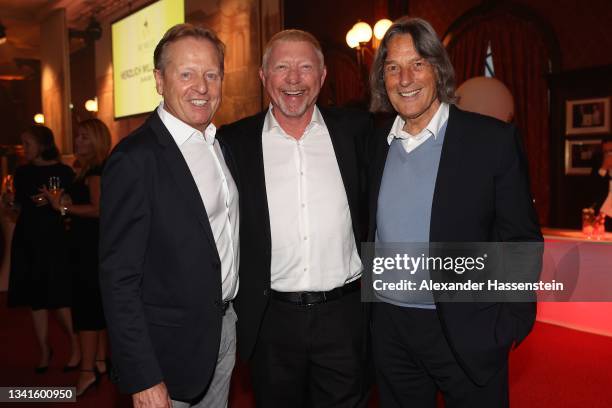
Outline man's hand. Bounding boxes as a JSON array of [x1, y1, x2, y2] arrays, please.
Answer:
[[132, 382, 173, 408]]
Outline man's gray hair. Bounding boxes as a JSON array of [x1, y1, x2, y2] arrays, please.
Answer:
[[370, 17, 456, 113]]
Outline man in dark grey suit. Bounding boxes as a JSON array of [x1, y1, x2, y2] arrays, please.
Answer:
[[100, 24, 239, 408]]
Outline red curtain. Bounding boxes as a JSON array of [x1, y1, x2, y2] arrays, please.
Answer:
[[447, 23, 489, 86], [448, 15, 551, 225]]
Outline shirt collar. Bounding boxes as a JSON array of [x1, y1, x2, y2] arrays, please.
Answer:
[[157, 102, 217, 146], [263, 104, 324, 138], [387, 102, 449, 145]]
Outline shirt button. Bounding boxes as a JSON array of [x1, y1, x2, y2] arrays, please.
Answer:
[[303, 236, 308, 240], [303, 267, 308, 271], [301, 204, 305, 208]]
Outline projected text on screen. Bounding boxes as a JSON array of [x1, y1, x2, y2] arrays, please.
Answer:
[[112, 0, 184, 118]]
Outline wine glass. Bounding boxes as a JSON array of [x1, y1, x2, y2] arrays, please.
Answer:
[[48, 176, 61, 194]]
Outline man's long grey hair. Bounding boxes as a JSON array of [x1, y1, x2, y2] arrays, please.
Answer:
[[369, 17, 457, 113]]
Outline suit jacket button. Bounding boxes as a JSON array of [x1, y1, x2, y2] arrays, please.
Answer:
[[263, 289, 269, 296]]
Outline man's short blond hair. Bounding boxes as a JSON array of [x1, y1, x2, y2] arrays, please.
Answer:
[[154, 23, 225, 75], [261, 29, 324, 71]]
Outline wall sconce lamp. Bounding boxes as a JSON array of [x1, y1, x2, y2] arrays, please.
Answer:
[[85, 97, 98, 113], [34, 113, 45, 124], [346, 19, 392, 70], [373, 19, 393, 41]]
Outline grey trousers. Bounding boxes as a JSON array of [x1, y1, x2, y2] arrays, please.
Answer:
[[172, 304, 237, 408]]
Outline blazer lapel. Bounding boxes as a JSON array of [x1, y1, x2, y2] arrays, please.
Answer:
[[149, 113, 221, 263], [430, 105, 463, 242], [252, 114, 273, 258], [320, 108, 353, 196], [369, 122, 393, 240], [319, 107, 363, 241]]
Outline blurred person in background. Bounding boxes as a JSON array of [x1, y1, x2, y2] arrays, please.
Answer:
[[43, 118, 112, 396], [6, 124, 80, 374], [591, 137, 612, 230]]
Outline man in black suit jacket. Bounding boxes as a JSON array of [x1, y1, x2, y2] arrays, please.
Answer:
[[366, 17, 542, 407], [100, 24, 239, 408], [218, 30, 370, 407]]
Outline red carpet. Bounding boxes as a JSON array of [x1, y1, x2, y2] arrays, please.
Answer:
[[1, 293, 611, 407]]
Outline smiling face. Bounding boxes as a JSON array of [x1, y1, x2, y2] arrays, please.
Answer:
[[260, 40, 326, 124], [384, 33, 440, 134], [154, 36, 222, 131], [75, 127, 94, 160], [21, 132, 41, 162]]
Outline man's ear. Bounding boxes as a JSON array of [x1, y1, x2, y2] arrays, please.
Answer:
[[259, 68, 266, 87], [154, 69, 164, 96]]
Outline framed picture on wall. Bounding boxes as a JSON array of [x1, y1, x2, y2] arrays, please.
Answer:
[[566, 97, 610, 135], [565, 139, 602, 175]]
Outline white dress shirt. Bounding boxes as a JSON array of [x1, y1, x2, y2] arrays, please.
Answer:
[[262, 106, 362, 292], [157, 103, 239, 301], [387, 102, 450, 153]]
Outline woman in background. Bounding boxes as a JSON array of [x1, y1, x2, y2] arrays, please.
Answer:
[[44, 118, 111, 396], [7, 124, 80, 373]]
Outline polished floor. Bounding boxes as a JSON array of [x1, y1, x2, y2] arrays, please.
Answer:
[[2, 293, 611, 407]]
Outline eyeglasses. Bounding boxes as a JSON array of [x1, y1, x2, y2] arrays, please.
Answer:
[[384, 60, 430, 76]]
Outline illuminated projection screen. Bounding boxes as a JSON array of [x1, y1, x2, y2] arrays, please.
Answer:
[[112, 0, 184, 118]]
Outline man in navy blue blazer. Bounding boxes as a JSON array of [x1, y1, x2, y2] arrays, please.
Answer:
[[100, 24, 239, 408]]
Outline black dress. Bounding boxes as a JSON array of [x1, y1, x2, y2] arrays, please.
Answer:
[[7, 163, 75, 309], [67, 165, 106, 331]]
